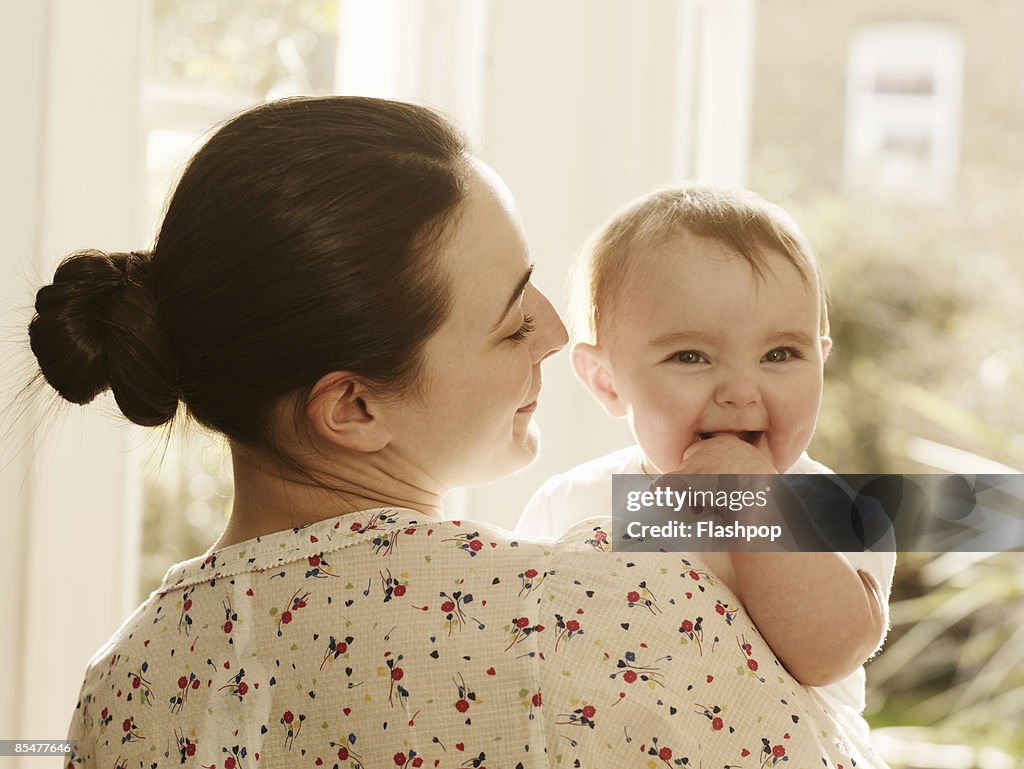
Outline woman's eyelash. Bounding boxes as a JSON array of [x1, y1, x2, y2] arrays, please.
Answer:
[[507, 314, 535, 343]]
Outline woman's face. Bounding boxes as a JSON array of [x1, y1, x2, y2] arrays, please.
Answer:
[[387, 160, 568, 490]]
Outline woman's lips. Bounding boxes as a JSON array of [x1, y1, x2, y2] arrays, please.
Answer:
[[516, 400, 538, 414]]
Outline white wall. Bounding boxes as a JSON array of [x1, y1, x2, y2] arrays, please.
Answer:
[[0, 0, 146, 751], [461, 0, 756, 527]]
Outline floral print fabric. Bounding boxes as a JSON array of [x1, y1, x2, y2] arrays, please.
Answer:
[[67, 508, 887, 768]]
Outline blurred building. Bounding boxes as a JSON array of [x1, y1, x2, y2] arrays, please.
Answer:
[[749, 0, 1024, 202]]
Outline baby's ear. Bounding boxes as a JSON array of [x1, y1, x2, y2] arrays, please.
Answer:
[[820, 335, 833, 363], [571, 342, 626, 418]]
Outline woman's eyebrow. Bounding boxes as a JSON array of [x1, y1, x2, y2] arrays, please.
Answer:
[[491, 265, 534, 331]]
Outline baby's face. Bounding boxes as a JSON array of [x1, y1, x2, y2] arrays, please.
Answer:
[[597, 234, 828, 473]]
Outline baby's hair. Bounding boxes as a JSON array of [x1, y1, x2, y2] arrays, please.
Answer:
[[571, 183, 829, 343]]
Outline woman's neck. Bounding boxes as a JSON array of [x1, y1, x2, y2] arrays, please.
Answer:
[[209, 444, 445, 551]]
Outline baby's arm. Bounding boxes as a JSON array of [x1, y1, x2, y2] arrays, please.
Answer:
[[677, 436, 890, 687]]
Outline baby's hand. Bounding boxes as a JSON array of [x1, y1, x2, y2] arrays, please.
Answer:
[[676, 434, 777, 475]]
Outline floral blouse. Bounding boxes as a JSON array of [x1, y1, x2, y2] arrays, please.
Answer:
[[67, 508, 888, 769]]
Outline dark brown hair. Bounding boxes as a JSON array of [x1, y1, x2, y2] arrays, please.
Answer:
[[29, 96, 470, 453]]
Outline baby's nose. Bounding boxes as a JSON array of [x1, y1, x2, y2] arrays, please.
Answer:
[[714, 373, 760, 408]]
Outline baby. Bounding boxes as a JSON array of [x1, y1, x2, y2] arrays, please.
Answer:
[[517, 184, 894, 742]]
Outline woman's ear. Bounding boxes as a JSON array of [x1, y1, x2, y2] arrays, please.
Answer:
[[571, 342, 626, 418], [305, 372, 392, 452]]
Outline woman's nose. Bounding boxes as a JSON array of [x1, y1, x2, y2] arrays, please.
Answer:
[[529, 285, 568, 363]]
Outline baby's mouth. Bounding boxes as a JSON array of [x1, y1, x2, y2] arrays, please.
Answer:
[[696, 431, 763, 445]]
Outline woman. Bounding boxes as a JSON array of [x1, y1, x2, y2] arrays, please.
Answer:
[[32, 97, 887, 768]]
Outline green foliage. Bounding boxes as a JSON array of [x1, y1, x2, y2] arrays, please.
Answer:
[[782, 177, 1024, 762], [795, 177, 1024, 475]]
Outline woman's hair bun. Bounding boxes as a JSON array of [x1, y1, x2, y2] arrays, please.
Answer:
[[29, 249, 178, 426]]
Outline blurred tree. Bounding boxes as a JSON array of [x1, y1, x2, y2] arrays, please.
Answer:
[[791, 172, 1024, 476], [150, 0, 338, 99]]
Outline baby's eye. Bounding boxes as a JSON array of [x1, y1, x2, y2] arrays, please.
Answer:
[[673, 350, 707, 364], [763, 347, 802, 363]]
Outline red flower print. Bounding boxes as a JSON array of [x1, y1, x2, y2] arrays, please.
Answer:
[[218, 668, 249, 701], [123, 719, 131, 732], [515, 616, 530, 629], [224, 758, 236, 769], [585, 527, 608, 550], [557, 704, 597, 729], [773, 745, 785, 758], [715, 599, 739, 625], [436, 589, 475, 638], [224, 621, 233, 633], [338, 747, 349, 760], [689, 570, 700, 580], [438, 590, 477, 634], [441, 530, 485, 557], [737, 635, 765, 682], [393, 584, 406, 596], [281, 611, 292, 624], [566, 620, 580, 632], [524, 569, 537, 578], [393, 752, 406, 765], [178, 676, 188, 689], [659, 746, 672, 761], [451, 672, 476, 721], [532, 692, 542, 707], [186, 744, 196, 756], [625, 582, 662, 614], [712, 716, 723, 730], [679, 617, 705, 655], [309, 555, 320, 566], [387, 653, 411, 708], [615, 650, 666, 688], [283, 711, 294, 724]]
